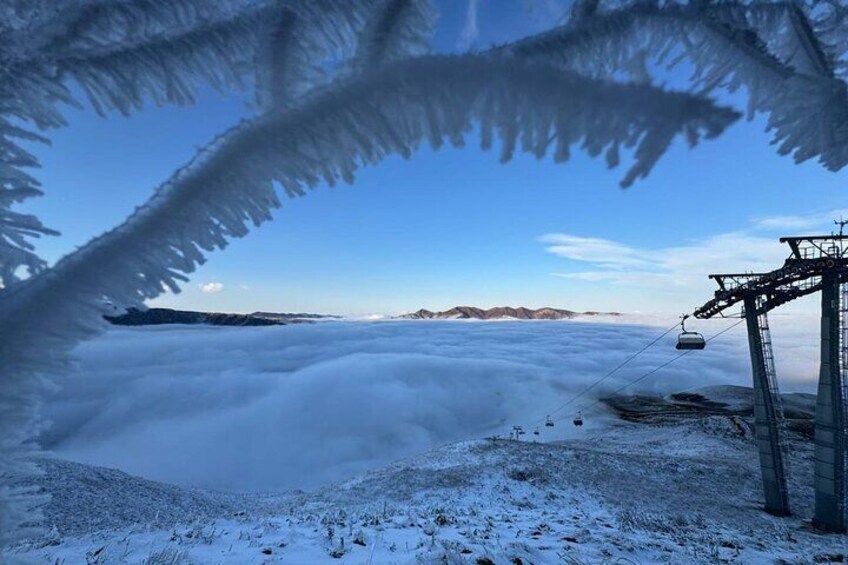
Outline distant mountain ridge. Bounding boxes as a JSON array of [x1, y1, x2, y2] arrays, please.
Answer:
[[397, 306, 620, 320], [106, 306, 618, 325], [251, 311, 339, 321], [106, 308, 332, 327]]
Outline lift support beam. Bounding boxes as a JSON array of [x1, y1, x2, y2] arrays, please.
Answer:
[[743, 296, 790, 515], [815, 274, 848, 531], [694, 231, 848, 529]]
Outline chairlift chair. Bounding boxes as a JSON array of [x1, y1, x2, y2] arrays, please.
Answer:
[[573, 413, 583, 427], [545, 416, 554, 427], [676, 315, 705, 350], [533, 428, 540, 436]]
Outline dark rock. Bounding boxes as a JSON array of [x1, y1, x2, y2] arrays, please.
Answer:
[[603, 386, 815, 424]]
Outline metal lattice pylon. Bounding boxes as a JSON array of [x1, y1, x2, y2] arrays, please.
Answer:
[[743, 295, 791, 516], [813, 275, 848, 531], [695, 230, 848, 528]]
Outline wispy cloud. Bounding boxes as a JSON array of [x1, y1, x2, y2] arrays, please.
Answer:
[[540, 208, 846, 301], [542, 232, 786, 286], [752, 208, 848, 232], [538, 234, 654, 270], [199, 282, 224, 294]]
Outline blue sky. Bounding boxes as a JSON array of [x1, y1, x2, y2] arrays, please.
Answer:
[[23, 1, 848, 316]]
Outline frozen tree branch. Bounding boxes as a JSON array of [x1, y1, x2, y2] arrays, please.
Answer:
[[37, 0, 236, 54], [255, 9, 310, 109], [0, 73, 71, 287], [57, 10, 264, 114], [499, 1, 848, 171], [743, 1, 835, 78], [352, 0, 436, 71], [0, 0, 369, 289], [55, 1, 365, 114], [0, 0, 374, 540], [818, 0, 848, 75]]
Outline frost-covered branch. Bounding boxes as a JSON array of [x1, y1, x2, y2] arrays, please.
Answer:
[[743, 1, 835, 78], [0, 0, 370, 289], [0, 71, 73, 287], [54, 0, 365, 114], [818, 0, 848, 75], [0, 0, 376, 539], [500, 1, 848, 171], [255, 9, 310, 109], [57, 7, 271, 114], [352, 0, 436, 70], [37, 0, 236, 54]]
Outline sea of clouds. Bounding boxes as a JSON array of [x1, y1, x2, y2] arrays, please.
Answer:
[[37, 317, 822, 493]]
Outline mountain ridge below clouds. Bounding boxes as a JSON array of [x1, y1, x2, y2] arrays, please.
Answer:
[[396, 306, 621, 320], [105, 307, 334, 327], [250, 311, 340, 321], [105, 306, 621, 326]]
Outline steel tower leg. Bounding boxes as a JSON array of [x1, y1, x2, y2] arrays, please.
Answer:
[[814, 274, 848, 532], [743, 295, 791, 516]]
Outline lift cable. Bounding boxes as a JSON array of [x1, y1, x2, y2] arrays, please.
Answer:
[[527, 320, 682, 427], [556, 318, 745, 423]]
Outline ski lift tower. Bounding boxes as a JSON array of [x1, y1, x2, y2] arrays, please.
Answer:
[[695, 271, 791, 517], [694, 224, 848, 531]]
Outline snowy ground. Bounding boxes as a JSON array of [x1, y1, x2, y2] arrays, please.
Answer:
[[6, 400, 847, 564]]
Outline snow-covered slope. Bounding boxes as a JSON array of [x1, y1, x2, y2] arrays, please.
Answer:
[[5, 403, 845, 564], [26, 458, 273, 537]]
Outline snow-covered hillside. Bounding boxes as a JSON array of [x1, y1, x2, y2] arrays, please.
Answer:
[[5, 395, 845, 564]]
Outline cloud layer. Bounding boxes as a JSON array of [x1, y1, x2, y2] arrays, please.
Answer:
[[541, 232, 789, 287], [39, 320, 820, 493]]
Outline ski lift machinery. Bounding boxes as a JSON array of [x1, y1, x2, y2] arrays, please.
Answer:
[[676, 315, 706, 350]]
